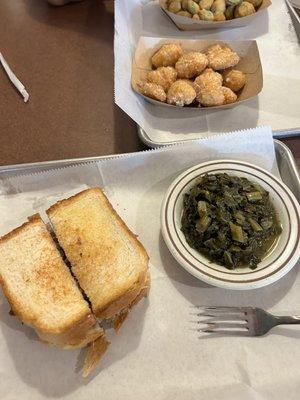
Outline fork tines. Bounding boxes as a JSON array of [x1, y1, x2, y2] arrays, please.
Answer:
[[193, 306, 251, 336]]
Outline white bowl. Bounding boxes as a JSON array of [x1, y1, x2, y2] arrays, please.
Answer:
[[161, 160, 300, 290]]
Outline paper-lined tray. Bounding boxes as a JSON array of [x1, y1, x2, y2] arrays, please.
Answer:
[[1, 128, 300, 400], [115, 1, 300, 141], [159, 0, 272, 30], [131, 37, 263, 110]]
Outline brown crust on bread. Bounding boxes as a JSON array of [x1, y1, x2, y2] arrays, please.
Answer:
[[111, 271, 150, 331], [98, 269, 150, 321], [37, 313, 104, 349], [94, 268, 148, 319], [0, 213, 41, 245], [131, 271, 151, 306]]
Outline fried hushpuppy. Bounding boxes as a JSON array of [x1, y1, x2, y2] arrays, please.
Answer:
[[175, 52, 208, 79], [222, 86, 237, 104], [223, 69, 246, 92], [180, 79, 196, 88], [197, 87, 225, 106], [194, 69, 224, 106], [194, 68, 223, 90], [147, 67, 177, 91], [206, 44, 240, 70], [167, 79, 196, 106], [140, 82, 166, 102], [151, 44, 183, 68]]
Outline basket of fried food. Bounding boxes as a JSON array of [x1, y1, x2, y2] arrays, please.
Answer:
[[131, 38, 262, 110], [159, 0, 271, 30]]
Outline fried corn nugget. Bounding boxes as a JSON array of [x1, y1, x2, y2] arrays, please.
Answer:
[[222, 86, 237, 104], [147, 67, 177, 91], [167, 79, 196, 106], [151, 44, 183, 68], [206, 44, 240, 70], [140, 82, 166, 102], [223, 69, 246, 92], [234, 1, 255, 18], [175, 52, 208, 79], [197, 87, 225, 106]]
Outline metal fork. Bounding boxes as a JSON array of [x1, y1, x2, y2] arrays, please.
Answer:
[[194, 306, 300, 336]]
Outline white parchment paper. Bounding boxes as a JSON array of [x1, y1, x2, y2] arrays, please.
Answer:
[[0, 127, 299, 400], [114, 0, 300, 143]]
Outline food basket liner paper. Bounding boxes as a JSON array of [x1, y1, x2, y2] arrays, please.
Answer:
[[114, 0, 300, 143], [0, 127, 299, 400], [131, 37, 262, 110]]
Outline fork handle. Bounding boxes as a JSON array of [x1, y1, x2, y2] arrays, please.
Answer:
[[275, 316, 300, 325]]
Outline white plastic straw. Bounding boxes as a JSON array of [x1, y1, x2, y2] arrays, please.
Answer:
[[0, 52, 29, 103]]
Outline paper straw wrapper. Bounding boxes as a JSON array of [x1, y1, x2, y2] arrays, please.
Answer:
[[0, 52, 29, 103]]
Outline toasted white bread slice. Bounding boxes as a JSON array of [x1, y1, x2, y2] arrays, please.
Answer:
[[0, 214, 105, 349], [47, 188, 150, 320]]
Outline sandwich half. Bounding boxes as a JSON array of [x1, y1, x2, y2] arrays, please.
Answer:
[[47, 188, 150, 325], [0, 214, 106, 349]]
